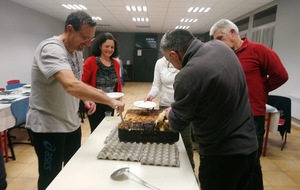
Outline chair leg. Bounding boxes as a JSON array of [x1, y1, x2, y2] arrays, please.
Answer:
[[27, 129, 34, 145], [0, 132, 8, 162], [7, 131, 16, 160], [281, 131, 287, 150], [3, 131, 9, 162]]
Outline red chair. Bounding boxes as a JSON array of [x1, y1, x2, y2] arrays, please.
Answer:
[[263, 95, 291, 156], [0, 88, 5, 92], [7, 80, 20, 85]]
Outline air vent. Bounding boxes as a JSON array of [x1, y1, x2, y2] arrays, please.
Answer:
[[136, 25, 150, 28]]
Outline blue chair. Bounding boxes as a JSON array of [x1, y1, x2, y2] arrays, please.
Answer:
[[6, 83, 26, 90], [7, 97, 31, 160]]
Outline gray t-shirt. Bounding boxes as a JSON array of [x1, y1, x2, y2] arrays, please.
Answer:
[[26, 36, 82, 133]]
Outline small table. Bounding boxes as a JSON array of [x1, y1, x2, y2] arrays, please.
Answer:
[[46, 117, 200, 190], [263, 104, 280, 156]]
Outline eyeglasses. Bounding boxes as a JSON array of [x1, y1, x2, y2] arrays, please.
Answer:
[[77, 30, 95, 42]]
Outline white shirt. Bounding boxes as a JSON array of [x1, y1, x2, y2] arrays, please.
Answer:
[[148, 57, 179, 107]]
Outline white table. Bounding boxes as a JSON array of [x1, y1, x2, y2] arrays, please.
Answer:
[[0, 103, 15, 132], [263, 104, 280, 156], [0, 87, 31, 131], [0, 93, 30, 161], [47, 117, 200, 190]]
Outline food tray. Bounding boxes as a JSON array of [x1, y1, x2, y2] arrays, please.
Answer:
[[118, 109, 179, 144], [118, 129, 179, 144]]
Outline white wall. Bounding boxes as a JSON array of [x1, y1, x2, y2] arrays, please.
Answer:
[[272, 0, 300, 123], [0, 0, 64, 88]]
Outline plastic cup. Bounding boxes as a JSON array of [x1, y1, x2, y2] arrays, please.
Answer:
[[105, 111, 112, 117]]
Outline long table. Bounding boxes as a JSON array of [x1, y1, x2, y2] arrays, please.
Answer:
[[0, 103, 15, 132], [0, 87, 31, 131], [46, 117, 200, 190]]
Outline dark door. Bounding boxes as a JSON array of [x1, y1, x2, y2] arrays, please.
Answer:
[[133, 49, 158, 82]]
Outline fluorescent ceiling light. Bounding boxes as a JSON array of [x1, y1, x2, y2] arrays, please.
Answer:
[[62, 4, 87, 10], [187, 7, 211, 13], [131, 6, 136, 11], [193, 7, 199, 12], [204, 7, 211, 12], [126, 5, 147, 12], [92, 16, 102, 21], [180, 18, 198, 23], [187, 7, 193, 12], [176, 25, 190, 29], [132, 17, 149, 22], [198, 7, 205, 12]]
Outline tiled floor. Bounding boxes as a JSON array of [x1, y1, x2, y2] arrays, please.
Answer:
[[3, 82, 300, 190]]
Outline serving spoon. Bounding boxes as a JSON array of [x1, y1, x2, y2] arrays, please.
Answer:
[[111, 167, 160, 190]]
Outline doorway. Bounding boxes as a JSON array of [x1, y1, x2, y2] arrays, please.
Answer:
[[133, 49, 158, 82]]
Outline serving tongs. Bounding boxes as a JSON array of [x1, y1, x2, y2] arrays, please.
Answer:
[[120, 112, 126, 129]]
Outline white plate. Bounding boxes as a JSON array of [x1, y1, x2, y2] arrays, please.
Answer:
[[133, 101, 156, 109], [107, 92, 124, 99]]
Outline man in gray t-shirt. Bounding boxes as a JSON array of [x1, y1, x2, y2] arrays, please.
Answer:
[[26, 11, 125, 190]]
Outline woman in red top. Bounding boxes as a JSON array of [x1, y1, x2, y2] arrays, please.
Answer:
[[82, 32, 122, 132]]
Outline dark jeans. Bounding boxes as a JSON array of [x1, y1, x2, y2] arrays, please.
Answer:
[[253, 116, 265, 190], [87, 103, 114, 133], [30, 127, 82, 190], [199, 151, 257, 190]]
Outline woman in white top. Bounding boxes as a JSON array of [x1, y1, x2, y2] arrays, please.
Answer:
[[144, 56, 194, 169]]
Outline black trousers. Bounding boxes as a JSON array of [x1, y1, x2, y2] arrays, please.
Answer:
[[253, 116, 265, 190], [199, 151, 257, 190], [30, 127, 81, 190]]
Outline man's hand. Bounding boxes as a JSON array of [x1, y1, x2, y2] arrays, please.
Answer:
[[113, 100, 125, 115], [84, 101, 96, 115]]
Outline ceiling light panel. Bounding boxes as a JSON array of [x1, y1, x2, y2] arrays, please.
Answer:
[[187, 7, 211, 13], [132, 17, 149, 22], [126, 6, 147, 12], [180, 19, 198, 23], [92, 17, 102, 21], [62, 4, 87, 10]]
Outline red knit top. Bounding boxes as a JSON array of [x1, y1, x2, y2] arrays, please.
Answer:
[[82, 56, 122, 92], [235, 38, 288, 116]]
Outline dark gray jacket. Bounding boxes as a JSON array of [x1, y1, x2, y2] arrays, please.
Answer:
[[169, 39, 258, 155]]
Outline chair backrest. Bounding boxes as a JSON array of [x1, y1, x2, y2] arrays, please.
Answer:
[[7, 80, 20, 85], [267, 95, 291, 135], [10, 97, 29, 126], [6, 83, 26, 90]]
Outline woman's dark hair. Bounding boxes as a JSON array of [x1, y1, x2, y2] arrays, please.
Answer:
[[89, 32, 119, 58], [65, 11, 96, 32]]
